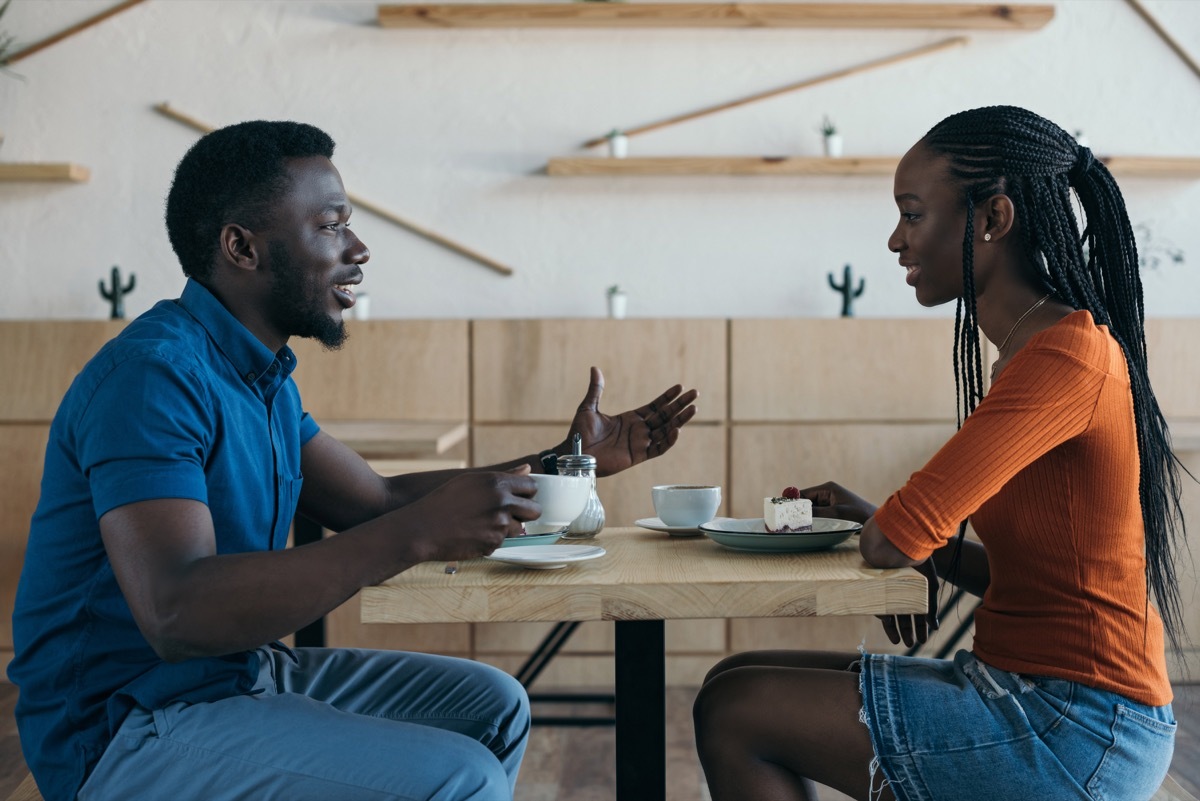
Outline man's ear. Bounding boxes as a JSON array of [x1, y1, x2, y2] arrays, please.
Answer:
[[981, 194, 1016, 242], [218, 223, 261, 273]]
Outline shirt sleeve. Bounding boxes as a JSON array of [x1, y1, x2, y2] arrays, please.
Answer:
[[299, 411, 320, 446], [873, 343, 1108, 561], [77, 354, 215, 520]]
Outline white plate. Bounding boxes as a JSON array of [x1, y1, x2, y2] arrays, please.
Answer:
[[485, 544, 606, 570], [635, 516, 733, 537], [699, 517, 862, 553]]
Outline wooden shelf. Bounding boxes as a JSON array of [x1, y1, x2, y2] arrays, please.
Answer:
[[318, 420, 469, 458], [546, 155, 1200, 178], [0, 163, 91, 183], [548, 156, 896, 176], [378, 3, 1054, 30]]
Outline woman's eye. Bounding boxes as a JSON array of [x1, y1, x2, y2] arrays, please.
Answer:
[[901, 212, 920, 222]]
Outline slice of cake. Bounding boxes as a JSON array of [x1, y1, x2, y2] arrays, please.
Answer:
[[764, 487, 813, 533]]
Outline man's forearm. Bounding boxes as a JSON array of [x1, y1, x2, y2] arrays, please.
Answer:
[[146, 518, 417, 661]]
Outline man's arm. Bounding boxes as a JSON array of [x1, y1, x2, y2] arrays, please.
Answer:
[[103, 468, 539, 662], [297, 366, 698, 532]]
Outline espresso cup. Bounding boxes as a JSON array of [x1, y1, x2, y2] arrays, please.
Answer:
[[528, 473, 592, 527], [651, 484, 721, 528]]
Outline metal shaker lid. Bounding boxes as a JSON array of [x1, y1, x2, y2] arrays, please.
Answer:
[[558, 453, 596, 471]]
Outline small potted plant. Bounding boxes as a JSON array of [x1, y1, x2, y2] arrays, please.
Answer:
[[606, 284, 628, 319], [605, 129, 629, 159], [819, 115, 842, 158]]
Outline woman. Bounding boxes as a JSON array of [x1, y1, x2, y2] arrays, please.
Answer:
[[692, 106, 1186, 801]]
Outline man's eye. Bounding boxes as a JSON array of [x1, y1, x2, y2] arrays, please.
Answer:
[[901, 212, 920, 222]]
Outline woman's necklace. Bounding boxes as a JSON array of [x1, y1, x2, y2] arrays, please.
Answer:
[[991, 293, 1051, 381]]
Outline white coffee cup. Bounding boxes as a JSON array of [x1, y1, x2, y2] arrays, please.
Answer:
[[651, 484, 721, 528], [529, 473, 591, 527]]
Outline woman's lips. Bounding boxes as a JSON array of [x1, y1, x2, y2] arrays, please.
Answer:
[[904, 265, 920, 287]]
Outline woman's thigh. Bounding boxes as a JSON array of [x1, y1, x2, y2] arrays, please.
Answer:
[[703, 649, 862, 684], [694, 660, 889, 801]]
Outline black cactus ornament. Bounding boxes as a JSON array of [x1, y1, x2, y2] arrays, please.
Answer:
[[99, 266, 136, 319], [827, 263, 865, 317]]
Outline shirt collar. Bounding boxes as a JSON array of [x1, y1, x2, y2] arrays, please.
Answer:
[[177, 279, 299, 389]]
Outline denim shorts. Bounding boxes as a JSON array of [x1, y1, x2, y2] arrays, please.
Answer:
[[858, 649, 1176, 801]]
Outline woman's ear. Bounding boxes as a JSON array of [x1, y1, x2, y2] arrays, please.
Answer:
[[218, 223, 261, 273], [981, 194, 1016, 242]]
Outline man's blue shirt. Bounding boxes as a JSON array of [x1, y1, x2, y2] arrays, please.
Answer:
[[7, 280, 320, 801]]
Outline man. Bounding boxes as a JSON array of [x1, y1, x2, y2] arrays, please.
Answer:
[[8, 120, 698, 801]]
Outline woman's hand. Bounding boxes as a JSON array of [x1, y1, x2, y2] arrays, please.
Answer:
[[877, 558, 940, 648], [797, 481, 876, 523]]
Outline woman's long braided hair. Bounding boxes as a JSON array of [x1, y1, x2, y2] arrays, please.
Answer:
[[921, 105, 1188, 656]]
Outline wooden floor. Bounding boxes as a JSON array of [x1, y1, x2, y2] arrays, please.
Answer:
[[2, 683, 1198, 800]]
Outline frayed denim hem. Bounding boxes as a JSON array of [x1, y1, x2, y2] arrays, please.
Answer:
[[857, 644, 898, 801]]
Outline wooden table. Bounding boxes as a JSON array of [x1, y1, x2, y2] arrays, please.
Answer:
[[361, 528, 927, 801]]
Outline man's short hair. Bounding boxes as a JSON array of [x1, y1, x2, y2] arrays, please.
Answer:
[[165, 120, 336, 282]]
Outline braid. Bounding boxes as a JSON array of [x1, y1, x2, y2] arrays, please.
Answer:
[[922, 105, 1190, 657]]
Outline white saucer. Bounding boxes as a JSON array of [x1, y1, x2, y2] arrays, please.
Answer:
[[636, 516, 730, 537], [485, 544, 606, 570]]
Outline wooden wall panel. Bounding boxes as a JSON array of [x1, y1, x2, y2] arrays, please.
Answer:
[[1146, 319, 1200, 419], [472, 424, 727, 527], [730, 319, 959, 422], [290, 320, 469, 421], [471, 320, 726, 423], [0, 321, 124, 420], [729, 423, 956, 519], [1174, 448, 1200, 679], [0, 426, 50, 652]]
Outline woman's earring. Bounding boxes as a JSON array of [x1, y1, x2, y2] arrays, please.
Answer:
[[984, 233, 992, 242]]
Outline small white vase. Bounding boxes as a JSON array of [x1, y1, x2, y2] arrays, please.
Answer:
[[823, 133, 843, 158], [607, 292, 628, 319], [607, 133, 629, 159]]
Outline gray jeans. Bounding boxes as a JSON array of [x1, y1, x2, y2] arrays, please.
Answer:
[[78, 647, 531, 801]]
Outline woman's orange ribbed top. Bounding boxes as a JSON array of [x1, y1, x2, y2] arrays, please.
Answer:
[[874, 310, 1171, 706]]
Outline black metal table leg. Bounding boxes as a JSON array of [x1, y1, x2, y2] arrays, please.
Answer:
[[292, 515, 325, 647], [615, 619, 666, 801]]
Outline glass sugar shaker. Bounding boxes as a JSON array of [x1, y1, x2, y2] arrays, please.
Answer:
[[559, 434, 605, 540]]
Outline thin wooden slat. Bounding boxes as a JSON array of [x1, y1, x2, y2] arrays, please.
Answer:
[[152, 103, 514, 277], [1, 0, 148, 66], [378, 3, 1054, 30], [1123, 0, 1200, 84], [548, 156, 1200, 178], [580, 37, 968, 149], [0, 163, 90, 183]]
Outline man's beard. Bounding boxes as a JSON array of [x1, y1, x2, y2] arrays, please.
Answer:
[[267, 240, 348, 350]]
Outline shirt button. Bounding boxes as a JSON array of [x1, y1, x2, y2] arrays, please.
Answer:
[[245, 371, 256, 382]]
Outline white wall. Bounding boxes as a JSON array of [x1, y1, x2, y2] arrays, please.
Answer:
[[1, 0, 1197, 321]]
